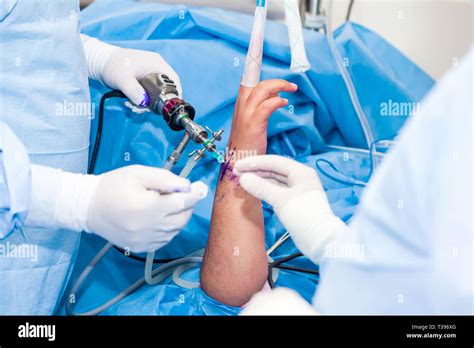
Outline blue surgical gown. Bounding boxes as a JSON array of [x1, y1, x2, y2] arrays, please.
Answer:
[[0, 0, 91, 314], [314, 47, 473, 315], [0, 122, 30, 235]]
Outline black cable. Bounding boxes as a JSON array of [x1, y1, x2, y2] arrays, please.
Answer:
[[274, 264, 319, 276], [112, 245, 180, 264], [346, 0, 355, 22], [268, 253, 303, 288], [88, 90, 126, 175], [267, 252, 319, 289], [268, 265, 276, 288], [272, 252, 303, 265]]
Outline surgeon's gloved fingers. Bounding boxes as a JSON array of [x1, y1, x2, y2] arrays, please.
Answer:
[[161, 209, 193, 232], [241, 288, 318, 315], [287, 164, 322, 190], [241, 170, 289, 186], [98, 45, 183, 103], [116, 74, 150, 106], [246, 80, 297, 111], [234, 155, 292, 178], [235, 154, 319, 189], [239, 173, 285, 207], [161, 181, 208, 215], [83, 166, 205, 254], [131, 165, 191, 193], [152, 228, 180, 244], [126, 227, 179, 252], [190, 181, 209, 199], [144, 52, 183, 97], [124, 100, 151, 114]]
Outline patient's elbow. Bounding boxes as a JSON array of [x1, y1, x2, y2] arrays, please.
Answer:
[[200, 263, 268, 307]]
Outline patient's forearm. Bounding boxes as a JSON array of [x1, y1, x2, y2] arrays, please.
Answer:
[[200, 140, 268, 307], [200, 81, 294, 306]]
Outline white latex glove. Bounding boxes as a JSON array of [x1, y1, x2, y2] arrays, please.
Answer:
[[26, 165, 207, 253], [81, 34, 182, 110], [234, 155, 347, 264], [241, 288, 318, 315]]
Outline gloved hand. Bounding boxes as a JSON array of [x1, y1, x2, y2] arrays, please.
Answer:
[[27, 165, 208, 253], [81, 34, 182, 108], [233, 155, 347, 263], [241, 288, 318, 315]]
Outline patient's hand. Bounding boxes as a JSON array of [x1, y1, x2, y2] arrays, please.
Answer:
[[200, 79, 297, 307], [229, 80, 298, 155]]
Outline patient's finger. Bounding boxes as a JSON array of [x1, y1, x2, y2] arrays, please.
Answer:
[[238, 85, 254, 103], [246, 80, 297, 111], [254, 97, 288, 122], [234, 85, 254, 120]]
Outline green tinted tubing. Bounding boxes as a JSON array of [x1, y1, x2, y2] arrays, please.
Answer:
[[211, 151, 224, 164]]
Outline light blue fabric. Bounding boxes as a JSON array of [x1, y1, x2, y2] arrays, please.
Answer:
[[0, 122, 30, 237], [58, 0, 434, 315], [314, 48, 473, 315], [0, 0, 91, 314]]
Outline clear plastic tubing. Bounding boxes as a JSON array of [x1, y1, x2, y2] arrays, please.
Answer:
[[179, 153, 201, 179], [162, 160, 173, 171], [67, 253, 203, 316], [144, 153, 202, 284], [326, 0, 376, 157]]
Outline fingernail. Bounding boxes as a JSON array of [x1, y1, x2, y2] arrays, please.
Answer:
[[192, 181, 208, 199], [283, 98, 289, 104], [139, 92, 150, 107], [174, 180, 191, 192], [174, 186, 191, 193], [290, 83, 298, 90]]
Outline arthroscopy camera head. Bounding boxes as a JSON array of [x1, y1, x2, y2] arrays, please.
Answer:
[[138, 73, 224, 164], [138, 73, 196, 131]]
